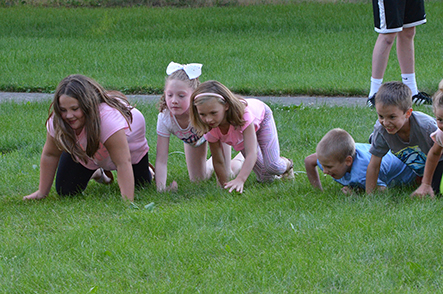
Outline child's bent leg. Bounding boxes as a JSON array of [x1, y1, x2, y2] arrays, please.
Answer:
[[132, 152, 152, 187], [255, 106, 288, 180], [55, 152, 95, 196], [91, 168, 114, 184], [184, 142, 209, 182], [431, 160, 443, 195], [230, 152, 245, 178], [220, 142, 244, 178]]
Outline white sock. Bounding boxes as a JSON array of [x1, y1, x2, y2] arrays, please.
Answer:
[[369, 77, 383, 97], [402, 73, 418, 96]]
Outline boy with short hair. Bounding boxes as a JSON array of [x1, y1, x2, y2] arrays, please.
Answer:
[[366, 81, 443, 194], [305, 128, 416, 194]]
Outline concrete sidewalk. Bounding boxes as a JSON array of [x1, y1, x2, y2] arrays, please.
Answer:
[[0, 92, 368, 107]]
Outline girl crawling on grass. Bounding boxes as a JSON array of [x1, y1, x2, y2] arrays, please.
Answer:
[[190, 80, 294, 194], [155, 62, 243, 192], [23, 74, 152, 202]]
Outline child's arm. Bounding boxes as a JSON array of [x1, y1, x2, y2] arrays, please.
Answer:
[[155, 135, 177, 192], [304, 153, 323, 191], [224, 124, 257, 193], [411, 142, 443, 198], [366, 154, 382, 194], [23, 133, 62, 200], [104, 129, 135, 201], [209, 141, 229, 186]]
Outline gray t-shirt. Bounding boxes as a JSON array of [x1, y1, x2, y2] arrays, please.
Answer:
[[369, 111, 438, 176]]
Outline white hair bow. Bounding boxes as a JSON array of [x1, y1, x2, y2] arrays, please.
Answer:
[[166, 61, 203, 79]]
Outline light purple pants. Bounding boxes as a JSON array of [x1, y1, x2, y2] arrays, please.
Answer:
[[241, 105, 287, 182]]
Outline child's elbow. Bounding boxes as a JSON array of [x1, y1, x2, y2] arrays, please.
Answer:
[[304, 154, 317, 168]]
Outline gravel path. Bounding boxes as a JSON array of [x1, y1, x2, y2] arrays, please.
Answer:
[[0, 92, 368, 107]]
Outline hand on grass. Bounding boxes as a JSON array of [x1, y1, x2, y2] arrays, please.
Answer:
[[23, 190, 46, 200], [341, 186, 354, 195], [157, 180, 178, 193], [411, 183, 435, 199], [166, 181, 178, 192], [224, 178, 245, 193]]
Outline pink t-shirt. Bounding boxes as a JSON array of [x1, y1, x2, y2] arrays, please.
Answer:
[[47, 103, 149, 170], [204, 98, 266, 151]]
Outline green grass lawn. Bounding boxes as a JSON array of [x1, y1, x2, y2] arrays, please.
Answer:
[[2, 1, 443, 292], [1, 2, 442, 96], [2, 100, 443, 292]]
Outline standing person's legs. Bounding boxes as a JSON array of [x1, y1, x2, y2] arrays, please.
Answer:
[[371, 33, 397, 80], [55, 152, 95, 196], [369, 0, 404, 99], [369, 32, 397, 98], [397, 27, 416, 75], [399, 0, 427, 102], [397, 27, 418, 95]]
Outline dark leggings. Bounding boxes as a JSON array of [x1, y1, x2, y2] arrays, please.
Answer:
[[431, 160, 443, 195], [55, 152, 152, 196]]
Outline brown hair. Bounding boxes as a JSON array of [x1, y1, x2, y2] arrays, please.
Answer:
[[49, 74, 132, 163], [374, 81, 412, 112], [190, 80, 247, 136]]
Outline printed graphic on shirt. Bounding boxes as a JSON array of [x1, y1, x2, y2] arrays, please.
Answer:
[[392, 146, 426, 176], [176, 128, 206, 147]]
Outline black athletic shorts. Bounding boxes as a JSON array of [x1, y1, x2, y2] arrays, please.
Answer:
[[372, 0, 426, 33]]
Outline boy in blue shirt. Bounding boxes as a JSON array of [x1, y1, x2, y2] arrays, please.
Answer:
[[305, 128, 416, 194]]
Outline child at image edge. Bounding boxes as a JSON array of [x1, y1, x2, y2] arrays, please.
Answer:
[[156, 62, 243, 192], [366, 81, 443, 195], [305, 128, 417, 194], [411, 79, 443, 198], [190, 80, 294, 194]]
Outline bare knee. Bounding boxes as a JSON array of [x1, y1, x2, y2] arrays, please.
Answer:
[[189, 171, 210, 182], [377, 33, 396, 46], [398, 27, 416, 41]]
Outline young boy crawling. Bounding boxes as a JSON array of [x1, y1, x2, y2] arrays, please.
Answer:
[[305, 128, 417, 194], [367, 81, 443, 195]]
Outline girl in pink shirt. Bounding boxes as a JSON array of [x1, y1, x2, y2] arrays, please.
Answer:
[[156, 62, 243, 192], [23, 75, 152, 202], [190, 80, 294, 193]]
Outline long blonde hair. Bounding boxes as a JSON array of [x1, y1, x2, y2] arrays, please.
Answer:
[[190, 80, 247, 136], [49, 74, 133, 163]]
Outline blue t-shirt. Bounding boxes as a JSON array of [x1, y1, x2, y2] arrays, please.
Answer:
[[318, 143, 416, 189]]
